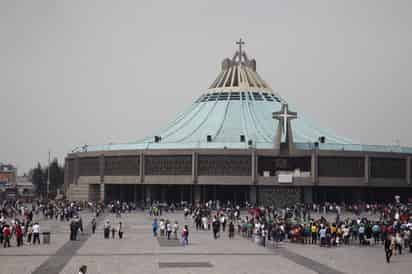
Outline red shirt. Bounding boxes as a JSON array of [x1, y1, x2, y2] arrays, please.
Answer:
[[15, 226, 22, 237], [3, 227, 10, 237]]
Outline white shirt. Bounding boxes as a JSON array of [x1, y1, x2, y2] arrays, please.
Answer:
[[32, 224, 40, 233]]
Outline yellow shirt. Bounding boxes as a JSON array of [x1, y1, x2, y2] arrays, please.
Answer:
[[311, 225, 317, 233]]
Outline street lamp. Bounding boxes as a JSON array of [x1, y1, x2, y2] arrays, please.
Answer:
[[47, 150, 50, 200]]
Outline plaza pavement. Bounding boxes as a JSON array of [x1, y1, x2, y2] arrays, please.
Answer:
[[0, 211, 410, 274]]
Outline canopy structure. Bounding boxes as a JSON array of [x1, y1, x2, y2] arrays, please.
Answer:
[[75, 41, 412, 155]]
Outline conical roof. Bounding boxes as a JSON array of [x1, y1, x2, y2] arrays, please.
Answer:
[[79, 42, 371, 153]]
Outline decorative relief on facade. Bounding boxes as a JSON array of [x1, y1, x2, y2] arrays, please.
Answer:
[[371, 158, 406, 179], [259, 187, 301, 207], [145, 155, 192, 175], [318, 157, 364, 177], [104, 156, 139, 176], [198, 155, 251, 176], [78, 157, 100, 176], [258, 157, 310, 176]]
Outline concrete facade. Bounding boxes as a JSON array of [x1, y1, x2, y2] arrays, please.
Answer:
[[65, 148, 412, 204]]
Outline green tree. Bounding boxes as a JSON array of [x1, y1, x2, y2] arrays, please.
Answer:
[[31, 163, 45, 196], [30, 159, 64, 198], [48, 158, 64, 195]]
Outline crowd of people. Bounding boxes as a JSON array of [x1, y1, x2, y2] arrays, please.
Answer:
[[166, 199, 412, 264], [151, 218, 189, 246], [0, 199, 92, 247], [2, 196, 412, 265]]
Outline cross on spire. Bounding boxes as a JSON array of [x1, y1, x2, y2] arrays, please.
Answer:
[[236, 38, 245, 62], [272, 103, 297, 135]]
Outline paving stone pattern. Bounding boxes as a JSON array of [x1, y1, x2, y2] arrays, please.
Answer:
[[0, 211, 411, 274]]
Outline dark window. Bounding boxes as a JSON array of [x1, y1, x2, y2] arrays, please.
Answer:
[[318, 157, 364, 177], [66, 159, 75, 184], [104, 156, 139, 176], [145, 155, 192, 175], [370, 158, 406, 179], [78, 157, 100, 176], [198, 155, 251, 176]]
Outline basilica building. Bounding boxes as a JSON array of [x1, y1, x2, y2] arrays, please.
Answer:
[[65, 41, 412, 206]]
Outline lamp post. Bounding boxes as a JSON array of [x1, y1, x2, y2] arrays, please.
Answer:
[[47, 150, 50, 200], [313, 137, 326, 202]]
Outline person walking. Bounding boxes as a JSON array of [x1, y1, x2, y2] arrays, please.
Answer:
[[311, 223, 317, 244], [261, 224, 267, 247], [212, 218, 220, 239], [2, 225, 11, 248], [181, 225, 189, 246], [384, 234, 394, 263], [372, 222, 380, 245], [91, 217, 97, 234], [15, 223, 23, 247], [111, 226, 116, 239], [32, 222, 40, 245], [118, 222, 123, 239], [152, 219, 158, 237], [103, 220, 110, 239], [159, 219, 165, 237], [27, 224, 33, 244], [173, 221, 179, 240], [409, 228, 412, 253], [395, 232, 402, 255], [79, 217, 83, 233], [70, 219, 77, 241], [78, 265, 87, 274], [166, 221, 172, 240], [228, 221, 235, 239]]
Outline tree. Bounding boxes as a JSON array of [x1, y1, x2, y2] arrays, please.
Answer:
[[48, 158, 64, 195], [30, 159, 64, 198], [31, 163, 45, 196]]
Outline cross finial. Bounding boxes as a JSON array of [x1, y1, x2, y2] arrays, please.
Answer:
[[236, 38, 245, 62]]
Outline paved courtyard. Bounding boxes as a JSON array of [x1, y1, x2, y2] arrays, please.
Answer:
[[0, 211, 410, 274]]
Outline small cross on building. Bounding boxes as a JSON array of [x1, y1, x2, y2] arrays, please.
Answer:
[[236, 38, 245, 62]]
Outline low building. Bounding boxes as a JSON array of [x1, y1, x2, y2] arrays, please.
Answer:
[[15, 176, 35, 202], [0, 163, 17, 188]]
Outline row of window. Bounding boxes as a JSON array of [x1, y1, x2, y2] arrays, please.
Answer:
[[195, 92, 281, 103], [67, 156, 412, 180]]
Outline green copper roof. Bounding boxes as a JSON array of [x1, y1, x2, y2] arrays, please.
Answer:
[[75, 45, 411, 155]]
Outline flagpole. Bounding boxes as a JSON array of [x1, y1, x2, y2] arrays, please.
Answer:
[[47, 150, 50, 199]]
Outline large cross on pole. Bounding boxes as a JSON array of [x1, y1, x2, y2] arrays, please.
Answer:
[[272, 103, 297, 153], [236, 38, 245, 62], [272, 103, 298, 135]]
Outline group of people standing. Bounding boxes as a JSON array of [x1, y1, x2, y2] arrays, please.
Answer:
[[151, 218, 189, 246], [103, 219, 123, 239]]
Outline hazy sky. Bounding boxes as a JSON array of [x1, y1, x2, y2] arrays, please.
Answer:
[[1, 0, 412, 174]]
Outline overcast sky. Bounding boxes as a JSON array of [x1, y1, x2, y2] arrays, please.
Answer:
[[1, 0, 412, 174]]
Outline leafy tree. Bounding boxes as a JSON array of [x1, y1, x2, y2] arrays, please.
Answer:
[[48, 158, 64, 195], [30, 159, 64, 198], [31, 163, 45, 196]]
